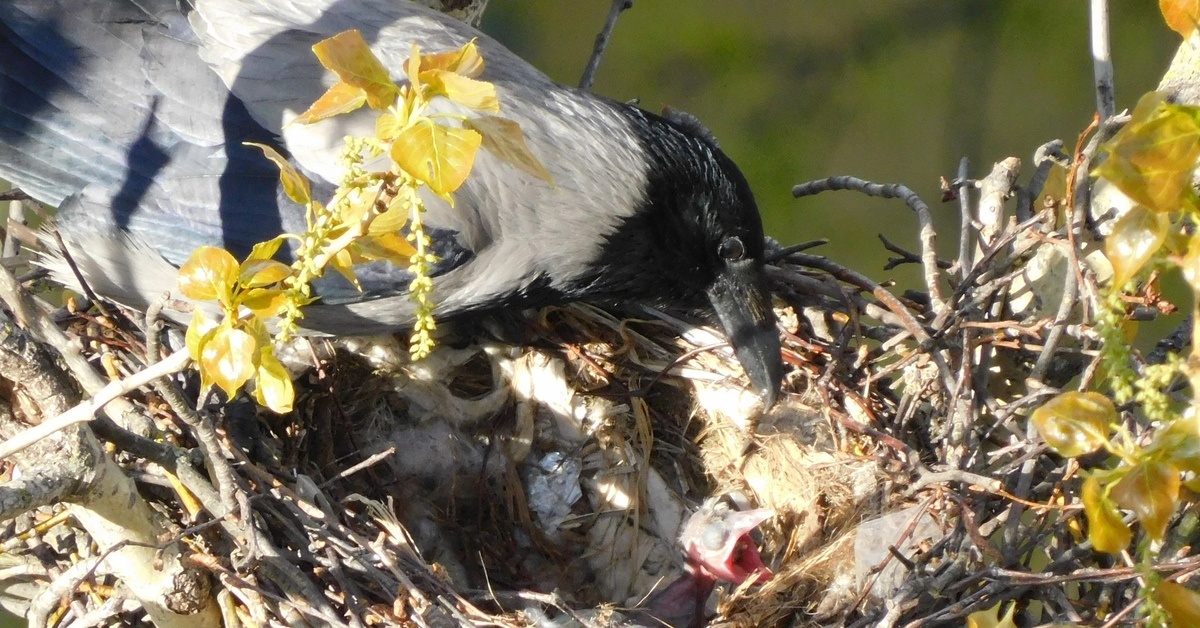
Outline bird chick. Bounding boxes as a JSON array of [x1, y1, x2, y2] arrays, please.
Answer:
[[633, 501, 773, 628]]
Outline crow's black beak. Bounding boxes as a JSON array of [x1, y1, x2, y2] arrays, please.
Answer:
[[707, 262, 783, 407]]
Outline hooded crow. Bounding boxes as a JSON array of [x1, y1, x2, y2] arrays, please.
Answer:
[[0, 0, 783, 403]]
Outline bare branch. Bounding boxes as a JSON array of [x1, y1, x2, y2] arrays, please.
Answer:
[[1090, 0, 1115, 119], [579, 0, 633, 90], [0, 348, 190, 460], [793, 175, 948, 318]]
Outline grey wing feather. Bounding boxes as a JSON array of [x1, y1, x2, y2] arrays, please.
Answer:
[[7, 0, 654, 334], [190, 0, 653, 326]]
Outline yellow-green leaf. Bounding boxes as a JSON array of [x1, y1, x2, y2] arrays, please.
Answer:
[[1111, 461, 1180, 541], [241, 288, 289, 319], [246, 236, 288, 262], [342, 183, 386, 228], [292, 81, 368, 125], [391, 119, 481, 197], [376, 111, 404, 141], [1094, 91, 1200, 214], [1179, 233, 1200, 293], [185, 309, 220, 362], [1161, 0, 1200, 38], [178, 246, 240, 304], [967, 602, 1017, 628], [330, 248, 361, 290], [239, 259, 292, 288], [246, 142, 312, 205], [404, 41, 422, 91], [1105, 204, 1169, 289], [369, 194, 412, 236], [312, 30, 398, 109], [1148, 413, 1200, 475], [1157, 581, 1200, 625], [353, 232, 418, 265], [420, 69, 498, 112], [466, 115, 554, 185], [1082, 475, 1132, 554], [419, 40, 485, 78], [1030, 391, 1116, 458], [253, 353, 294, 414], [243, 315, 273, 347], [200, 325, 259, 399]]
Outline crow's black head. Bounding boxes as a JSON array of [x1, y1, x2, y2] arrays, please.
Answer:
[[577, 107, 783, 405]]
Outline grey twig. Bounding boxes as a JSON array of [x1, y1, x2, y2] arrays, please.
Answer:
[[1029, 124, 1117, 384], [975, 157, 1021, 248], [789, 253, 956, 392], [3, 199, 25, 258], [1016, 140, 1069, 221], [793, 175, 947, 318], [579, 0, 633, 90], [1090, 0, 1115, 119], [956, 157, 973, 279]]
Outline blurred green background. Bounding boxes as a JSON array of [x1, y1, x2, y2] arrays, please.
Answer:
[[483, 0, 1175, 292], [0, 2, 1178, 625]]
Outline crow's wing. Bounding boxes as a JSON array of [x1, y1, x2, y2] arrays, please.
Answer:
[[189, 0, 656, 327], [1, 0, 653, 333]]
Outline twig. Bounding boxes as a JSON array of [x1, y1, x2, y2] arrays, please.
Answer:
[[793, 175, 947, 318], [765, 238, 829, 262], [1029, 124, 1107, 384], [956, 157, 973, 279], [975, 157, 1021, 248], [788, 253, 956, 393], [909, 468, 1002, 494], [0, 348, 190, 460], [1090, 0, 1115, 119], [1016, 140, 1069, 221], [579, 0, 633, 90], [27, 555, 104, 628], [152, 375, 243, 519], [320, 446, 397, 488], [3, 199, 25, 258], [878, 235, 950, 271]]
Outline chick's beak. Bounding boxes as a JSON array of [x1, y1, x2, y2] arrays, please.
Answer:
[[707, 262, 783, 407], [682, 504, 775, 584]]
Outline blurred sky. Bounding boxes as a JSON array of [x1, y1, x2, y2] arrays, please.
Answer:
[[482, 1, 1177, 292]]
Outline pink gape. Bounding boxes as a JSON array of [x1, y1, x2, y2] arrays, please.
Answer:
[[636, 502, 773, 627]]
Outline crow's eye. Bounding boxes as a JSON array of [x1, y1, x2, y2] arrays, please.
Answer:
[[718, 237, 745, 261]]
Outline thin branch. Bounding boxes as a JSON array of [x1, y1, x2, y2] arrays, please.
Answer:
[[789, 253, 957, 391], [1029, 122, 1113, 384], [1018, 140, 1069, 221], [975, 157, 1021, 248], [1090, 0, 1115, 119], [793, 175, 947, 318], [765, 238, 829, 262], [956, 157, 973, 279], [879, 234, 951, 271], [0, 348, 190, 460], [3, 199, 25, 258], [579, 0, 633, 90]]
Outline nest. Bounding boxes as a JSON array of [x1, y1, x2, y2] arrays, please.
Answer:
[[0, 142, 1180, 626]]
